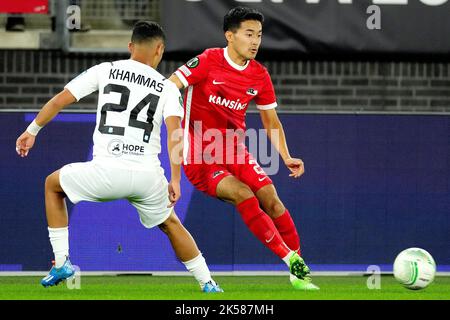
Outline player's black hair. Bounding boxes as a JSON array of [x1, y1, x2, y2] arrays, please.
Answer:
[[223, 6, 264, 32], [131, 21, 166, 44]]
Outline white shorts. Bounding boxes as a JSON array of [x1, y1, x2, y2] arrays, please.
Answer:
[[59, 161, 172, 229]]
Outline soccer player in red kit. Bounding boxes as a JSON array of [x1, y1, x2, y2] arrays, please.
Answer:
[[169, 7, 319, 290]]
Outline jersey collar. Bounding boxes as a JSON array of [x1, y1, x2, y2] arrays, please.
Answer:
[[224, 47, 249, 71]]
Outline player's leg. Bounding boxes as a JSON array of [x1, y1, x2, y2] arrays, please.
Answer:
[[158, 210, 223, 292], [232, 151, 301, 253], [131, 169, 222, 292], [158, 210, 199, 261], [42, 161, 122, 287], [231, 152, 319, 289], [256, 184, 301, 255], [41, 169, 74, 287], [254, 185, 319, 289], [44, 170, 70, 265], [215, 175, 292, 262], [185, 162, 317, 289], [45, 170, 69, 227], [45, 162, 106, 268]]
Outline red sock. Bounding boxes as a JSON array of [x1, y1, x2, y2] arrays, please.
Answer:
[[273, 209, 301, 256], [236, 197, 290, 259]]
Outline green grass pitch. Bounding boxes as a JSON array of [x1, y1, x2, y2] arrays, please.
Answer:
[[0, 275, 449, 300]]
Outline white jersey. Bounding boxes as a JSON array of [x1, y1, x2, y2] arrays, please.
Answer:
[[65, 59, 183, 170]]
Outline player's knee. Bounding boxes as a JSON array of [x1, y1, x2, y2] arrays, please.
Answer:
[[234, 185, 254, 204], [265, 198, 285, 218], [158, 223, 169, 234], [44, 174, 56, 193], [45, 171, 62, 194], [158, 212, 181, 234]]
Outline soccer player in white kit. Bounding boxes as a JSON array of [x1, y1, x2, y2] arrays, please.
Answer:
[[15, 21, 223, 293]]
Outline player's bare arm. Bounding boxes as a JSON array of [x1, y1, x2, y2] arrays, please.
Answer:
[[259, 108, 304, 178], [165, 115, 183, 207], [16, 89, 76, 157], [168, 74, 185, 90]]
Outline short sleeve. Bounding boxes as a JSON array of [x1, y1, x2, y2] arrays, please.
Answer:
[[162, 81, 184, 120], [254, 70, 277, 110], [65, 64, 101, 101], [174, 50, 210, 88]]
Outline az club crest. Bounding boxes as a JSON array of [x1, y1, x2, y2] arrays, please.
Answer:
[[212, 170, 224, 178], [246, 88, 258, 96]]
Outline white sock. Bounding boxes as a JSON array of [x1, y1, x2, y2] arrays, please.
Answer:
[[182, 253, 215, 288], [48, 226, 69, 268], [282, 250, 296, 267]]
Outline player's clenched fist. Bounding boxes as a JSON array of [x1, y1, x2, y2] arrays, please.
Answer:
[[285, 157, 304, 178], [167, 180, 181, 208], [16, 131, 36, 158]]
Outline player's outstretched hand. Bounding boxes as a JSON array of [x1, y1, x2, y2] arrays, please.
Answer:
[[285, 157, 304, 178], [167, 180, 181, 208], [16, 131, 36, 158]]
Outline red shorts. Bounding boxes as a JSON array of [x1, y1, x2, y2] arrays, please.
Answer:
[[183, 148, 273, 197]]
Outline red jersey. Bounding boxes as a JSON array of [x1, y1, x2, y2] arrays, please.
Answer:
[[175, 48, 277, 164]]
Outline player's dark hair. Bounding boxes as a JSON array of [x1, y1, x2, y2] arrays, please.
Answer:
[[223, 6, 264, 32], [131, 21, 166, 44]]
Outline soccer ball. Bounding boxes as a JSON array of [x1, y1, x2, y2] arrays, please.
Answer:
[[393, 247, 436, 290]]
